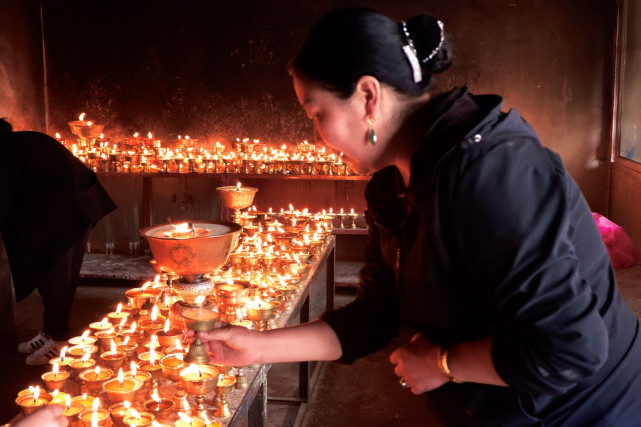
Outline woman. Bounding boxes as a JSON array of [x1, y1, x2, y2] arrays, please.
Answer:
[[197, 8, 641, 425]]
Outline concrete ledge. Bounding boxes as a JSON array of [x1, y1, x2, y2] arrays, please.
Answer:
[[335, 260, 361, 287], [80, 254, 157, 281]]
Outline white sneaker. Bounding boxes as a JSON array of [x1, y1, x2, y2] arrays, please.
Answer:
[[25, 339, 66, 366], [18, 332, 54, 354]]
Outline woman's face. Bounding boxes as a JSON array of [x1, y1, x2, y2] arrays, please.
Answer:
[[293, 76, 379, 175]]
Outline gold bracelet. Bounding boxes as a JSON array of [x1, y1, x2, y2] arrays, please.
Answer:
[[438, 347, 463, 384]]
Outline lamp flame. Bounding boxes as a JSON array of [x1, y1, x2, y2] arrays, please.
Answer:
[[60, 345, 68, 361], [91, 396, 100, 411], [150, 346, 156, 366]]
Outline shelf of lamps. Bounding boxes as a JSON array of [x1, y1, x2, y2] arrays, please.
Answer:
[[92, 171, 371, 180]]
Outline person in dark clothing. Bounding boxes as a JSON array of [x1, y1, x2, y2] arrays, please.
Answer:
[[0, 118, 116, 365], [194, 8, 641, 425]]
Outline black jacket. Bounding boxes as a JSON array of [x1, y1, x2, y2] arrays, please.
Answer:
[[323, 87, 641, 425], [0, 129, 116, 301]]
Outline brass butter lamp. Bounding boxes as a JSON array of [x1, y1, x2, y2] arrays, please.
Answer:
[[216, 183, 258, 224], [181, 299, 222, 365]]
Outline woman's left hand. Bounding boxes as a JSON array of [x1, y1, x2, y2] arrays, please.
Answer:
[[389, 332, 448, 394]]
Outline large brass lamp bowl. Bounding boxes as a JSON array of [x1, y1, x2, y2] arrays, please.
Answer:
[[140, 220, 242, 331], [139, 221, 242, 279], [68, 121, 105, 140]]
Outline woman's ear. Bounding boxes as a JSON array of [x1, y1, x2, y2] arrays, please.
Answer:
[[355, 75, 381, 121]]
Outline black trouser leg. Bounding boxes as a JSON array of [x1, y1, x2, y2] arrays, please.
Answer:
[[39, 228, 90, 341]]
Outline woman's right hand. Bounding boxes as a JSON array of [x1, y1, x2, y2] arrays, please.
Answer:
[[188, 320, 341, 366], [187, 326, 262, 367]]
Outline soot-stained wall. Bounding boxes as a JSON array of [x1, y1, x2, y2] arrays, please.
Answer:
[[2, 0, 616, 212], [0, 0, 45, 130]]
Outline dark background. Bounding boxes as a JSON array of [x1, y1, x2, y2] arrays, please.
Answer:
[[42, 0, 320, 143]]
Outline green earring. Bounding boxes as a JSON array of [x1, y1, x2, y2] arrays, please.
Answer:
[[369, 128, 377, 145], [367, 115, 377, 145]]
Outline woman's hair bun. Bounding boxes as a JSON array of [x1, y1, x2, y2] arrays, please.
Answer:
[[291, 8, 452, 97], [403, 14, 452, 75]]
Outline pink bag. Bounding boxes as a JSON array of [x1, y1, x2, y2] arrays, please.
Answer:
[[592, 212, 640, 268]]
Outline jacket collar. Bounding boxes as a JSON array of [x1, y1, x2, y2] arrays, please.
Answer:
[[407, 87, 504, 195]]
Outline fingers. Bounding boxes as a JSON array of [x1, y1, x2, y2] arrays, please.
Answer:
[[197, 325, 239, 342], [14, 405, 68, 427], [389, 333, 445, 394], [194, 325, 258, 366]]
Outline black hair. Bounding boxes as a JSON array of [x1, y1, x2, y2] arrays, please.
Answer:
[[0, 118, 13, 133], [290, 8, 451, 98]]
